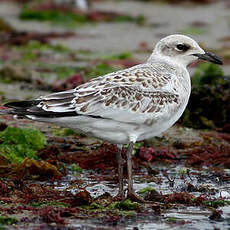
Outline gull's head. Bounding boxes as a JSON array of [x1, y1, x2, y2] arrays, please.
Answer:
[[150, 34, 222, 66]]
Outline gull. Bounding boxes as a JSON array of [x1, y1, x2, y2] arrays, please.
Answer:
[[0, 34, 222, 202], [55, 0, 90, 11]]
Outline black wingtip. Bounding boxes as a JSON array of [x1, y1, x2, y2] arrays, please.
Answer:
[[4, 100, 40, 109]]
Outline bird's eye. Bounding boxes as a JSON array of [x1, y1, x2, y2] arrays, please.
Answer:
[[176, 44, 189, 52]]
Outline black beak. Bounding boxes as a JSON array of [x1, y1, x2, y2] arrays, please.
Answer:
[[193, 51, 223, 65]]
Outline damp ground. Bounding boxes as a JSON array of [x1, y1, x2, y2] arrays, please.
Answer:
[[0, 0, 230, 229]]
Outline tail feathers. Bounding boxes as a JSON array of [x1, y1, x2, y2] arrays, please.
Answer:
[[1, 100, 41, 118], [1, 99, 102, 119], [1, 100, 78, 118]]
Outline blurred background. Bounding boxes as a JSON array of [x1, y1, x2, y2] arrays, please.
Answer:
[[0, 1, 230, 229], [0, 0, 229, 131]]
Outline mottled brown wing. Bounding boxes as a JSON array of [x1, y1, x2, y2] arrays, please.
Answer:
[[35, 63, 179, 123], [75, 63, 173, 92], [73, 85, 179, 124]]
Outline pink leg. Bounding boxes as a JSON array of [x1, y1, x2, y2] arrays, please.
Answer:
[[126, 142, 146, 203], [115, 145, 124, 200]]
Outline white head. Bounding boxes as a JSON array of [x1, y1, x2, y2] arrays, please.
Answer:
[[149, 34, 222, 67]]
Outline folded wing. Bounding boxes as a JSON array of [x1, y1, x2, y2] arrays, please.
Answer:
[[4, 63, 180, 124]]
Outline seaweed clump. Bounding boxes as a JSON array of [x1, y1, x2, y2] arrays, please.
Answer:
[[181, 63, 230, 132], [0, 127, 46, 164], [19, 4, 145, 27]]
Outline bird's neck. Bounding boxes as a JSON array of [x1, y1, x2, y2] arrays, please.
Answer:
[[147, 54, 187, 70], [147, 54, 191, 93]]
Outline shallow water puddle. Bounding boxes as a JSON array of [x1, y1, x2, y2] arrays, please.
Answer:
[[40, 163, 230, 229]]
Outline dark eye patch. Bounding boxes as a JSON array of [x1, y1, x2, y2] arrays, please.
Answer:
[[176, 44, 190, 52]]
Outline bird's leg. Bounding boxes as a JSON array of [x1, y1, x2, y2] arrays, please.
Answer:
[[115, 144, 124, 200], [126, 141, 146, 203], [127, 142, 134, 193]]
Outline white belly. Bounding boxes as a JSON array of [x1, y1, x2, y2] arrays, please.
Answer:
[[28, 80, 191, 144], [29, 97, 189, 145]]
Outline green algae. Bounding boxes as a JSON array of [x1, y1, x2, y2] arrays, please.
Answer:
[[78, 50, 133, 60], [55, 66, 78, 79], [83, 200, 140, 217], [203, 199, 230, 208], [71, 163, 83, 173], [179, 167, 189, 176], [181, 63, 229, 130], [99, 51, 133, 60], [0, 215, 17, 226], [138, 186, 156, 195], [166, 217, 184, 223], [20, 8, 87, 27], [52, 127, 78, 136], [192, 62, 224, 85], [31, 201, 69, 208], [113, 199, 140, 211], [179, 27, 207, 35], [87, 202, 105, 211], [20, 8, 145, 26], [133, 142, 144, 155], [87, 63, 121, 78], [15, 40, 70, 62], [37, 64, 83, 80], [0, 127, 46, 164], [21, 40, 70, 53], [113, 14, 145, 24]]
